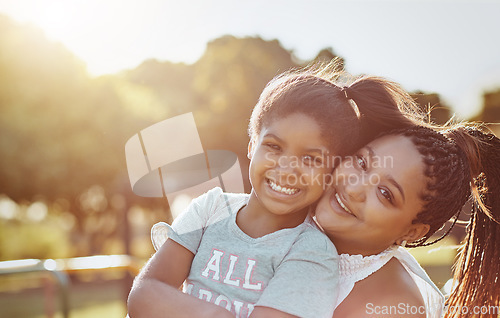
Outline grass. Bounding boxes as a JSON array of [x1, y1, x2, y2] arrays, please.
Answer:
[[34, 301, 126, 318]]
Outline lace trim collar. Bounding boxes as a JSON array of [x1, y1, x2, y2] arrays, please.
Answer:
[[339, 246, 398, 283]]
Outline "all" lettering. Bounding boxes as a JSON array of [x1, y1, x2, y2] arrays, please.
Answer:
[[201, 250, 263, 291]]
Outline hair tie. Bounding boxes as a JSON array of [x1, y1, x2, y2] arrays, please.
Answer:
[[339, 86, 360, 118], [341, 86, 350, 100]]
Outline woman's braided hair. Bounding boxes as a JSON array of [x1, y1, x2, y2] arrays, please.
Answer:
[[386, 124, 500, 317], [389, 126, 472, 247]]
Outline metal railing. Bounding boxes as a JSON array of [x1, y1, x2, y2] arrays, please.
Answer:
[[0, 255, 141, 318]]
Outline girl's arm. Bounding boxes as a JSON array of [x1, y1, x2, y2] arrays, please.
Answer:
[[127, 239, 233, 318], [127, 238, 298, 318], [250, 307, 298, 318]]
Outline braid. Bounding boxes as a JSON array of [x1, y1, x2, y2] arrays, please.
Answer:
[[445, 128, 500, 318]]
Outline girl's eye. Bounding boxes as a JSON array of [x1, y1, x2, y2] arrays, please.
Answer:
[[303, 155, 323, 166], [266, 143, 281, 151], [379, 187, 394, 204], [355, 154, 367, 171], [314, 156, 324, 165]]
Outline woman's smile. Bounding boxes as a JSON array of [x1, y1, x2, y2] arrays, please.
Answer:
[[333, 191, 355, 217], [324, 188, 357, 218]]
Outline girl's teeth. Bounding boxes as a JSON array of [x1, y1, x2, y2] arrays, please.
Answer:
[[268, 180, 299, 195]]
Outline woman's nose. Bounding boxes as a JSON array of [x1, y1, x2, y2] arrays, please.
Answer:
[[339, 171, 366, 202]]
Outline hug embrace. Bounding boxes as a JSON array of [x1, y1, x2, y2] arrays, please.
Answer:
[[127, 62, 500, 318]]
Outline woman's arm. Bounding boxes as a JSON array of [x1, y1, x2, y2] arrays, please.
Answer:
[[127, 239, 233, 318]]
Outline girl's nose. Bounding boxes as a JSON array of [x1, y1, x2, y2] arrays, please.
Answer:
[[274, 155, 301, 184], [276, 155, 298, 173]]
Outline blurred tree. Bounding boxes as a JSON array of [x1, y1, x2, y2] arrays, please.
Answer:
[[478, 88, 500, 122], [310, 48, 345, 69], [0, 15, 89, 201], [0, 15, 165, 257], [123, 59, 195, 116], [473, 88, 500, 136], [411, 91, 452, 125]]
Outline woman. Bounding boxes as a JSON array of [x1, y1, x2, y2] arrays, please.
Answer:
[[315, 124, 500, 318]]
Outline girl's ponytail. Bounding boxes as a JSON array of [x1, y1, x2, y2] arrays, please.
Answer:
[[346, 76, 425, 145]]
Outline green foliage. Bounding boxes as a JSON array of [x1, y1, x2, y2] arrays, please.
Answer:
[[480, 88, 500, 122], [410, 91, 452, 125], [0, 218, 72, 260], [0, 16, 142, 202]]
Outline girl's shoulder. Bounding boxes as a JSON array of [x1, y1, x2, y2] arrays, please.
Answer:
[[195, 187, 248, 214]]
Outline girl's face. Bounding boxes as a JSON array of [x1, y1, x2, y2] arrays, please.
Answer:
[[314, 134, 430, 256], [248, 113, 332, 222]]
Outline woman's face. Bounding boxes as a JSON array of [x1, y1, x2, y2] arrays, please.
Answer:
[[314, 134, 430, 256]]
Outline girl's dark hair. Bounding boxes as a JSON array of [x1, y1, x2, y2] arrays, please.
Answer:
[[386, 124, 500, 317], [345, 75, 426, 146], [248, 61, 424, 156], [248, 71, 359, 156]]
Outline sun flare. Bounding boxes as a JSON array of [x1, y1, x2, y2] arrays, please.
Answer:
[[1, 0, 206, 76]]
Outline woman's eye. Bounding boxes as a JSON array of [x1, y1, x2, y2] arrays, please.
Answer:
[[379, 187, 394, 204], [355, 154, 367, 171], [302, 155, 313, 165]]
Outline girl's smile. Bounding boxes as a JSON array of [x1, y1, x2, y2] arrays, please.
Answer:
[[266, 179, 300, 196]]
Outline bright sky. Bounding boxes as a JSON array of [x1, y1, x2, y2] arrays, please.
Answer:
[[1, 0, 499, 119]]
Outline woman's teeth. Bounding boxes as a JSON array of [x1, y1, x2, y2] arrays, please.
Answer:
[[268, 179, 299, 195], [335, 193, 354, 216]]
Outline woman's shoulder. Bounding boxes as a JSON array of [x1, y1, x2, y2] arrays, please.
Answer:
[[334, 258, 426, 318], [371, 258, 425, 305]]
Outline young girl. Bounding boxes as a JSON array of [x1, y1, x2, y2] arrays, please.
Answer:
[[127, 64, 422, 318], [315, 123, 500, 318]]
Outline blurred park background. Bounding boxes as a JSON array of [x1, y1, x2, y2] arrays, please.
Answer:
[[1, 1, 500, 317]]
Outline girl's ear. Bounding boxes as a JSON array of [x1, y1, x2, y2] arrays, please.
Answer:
[[247, 139, 255, 159], [396, 223, 430, 246]]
